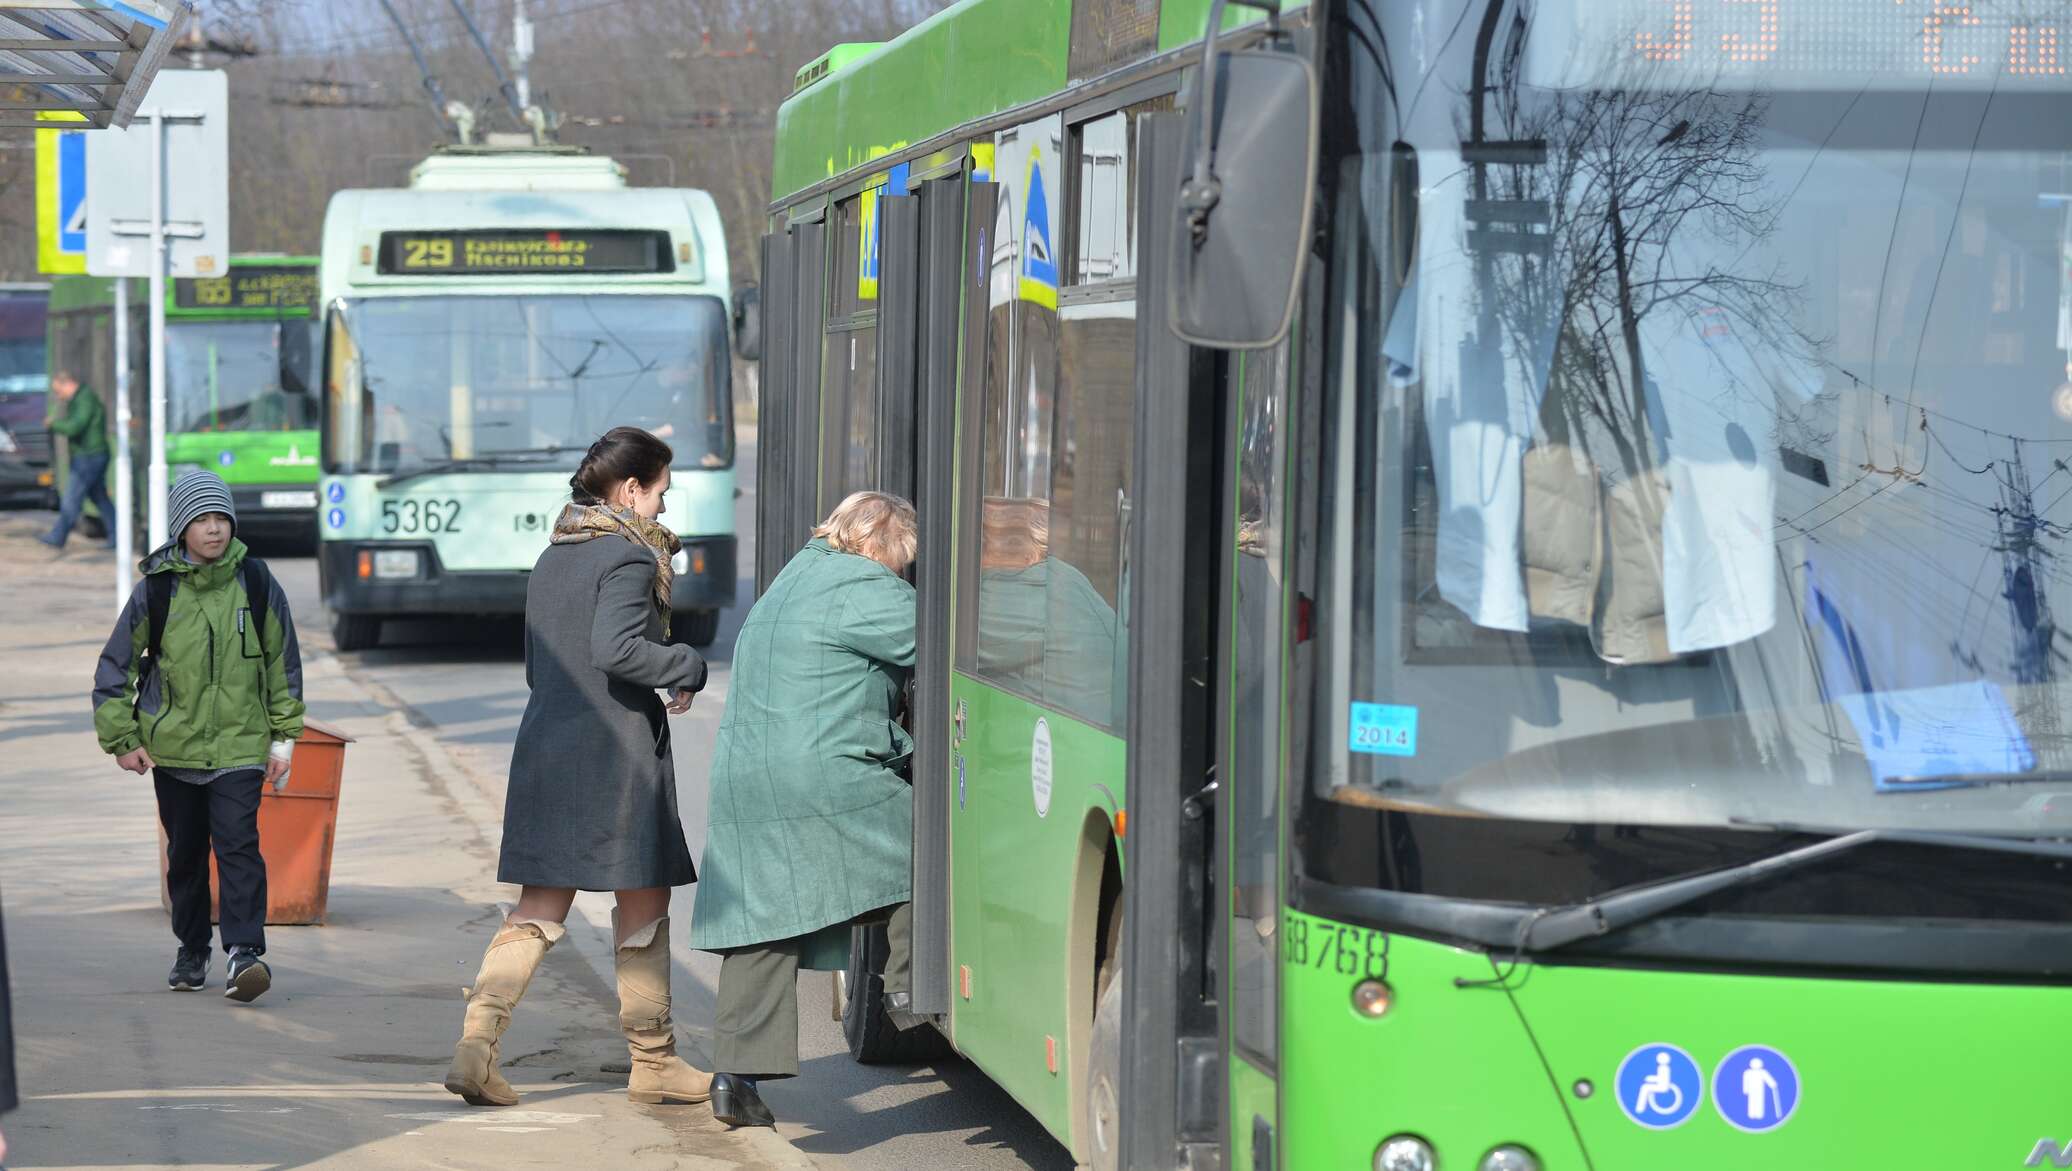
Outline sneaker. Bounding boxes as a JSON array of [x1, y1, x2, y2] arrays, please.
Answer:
[[167, 947, 209, 991], [225, 948, 271, 1003]]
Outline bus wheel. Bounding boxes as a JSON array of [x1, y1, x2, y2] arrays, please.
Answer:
[[1083, 961, 1122, 1171], [672, 609, 721, 648], [331, 612, 382, 652], [841, 921, 950, 1064]]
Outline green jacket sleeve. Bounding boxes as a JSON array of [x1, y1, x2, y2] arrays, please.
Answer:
[[47, 389, 100, 440], [92, 583, 148, 756], [837, 571, 918, 669], [262, 576, 306, 741]]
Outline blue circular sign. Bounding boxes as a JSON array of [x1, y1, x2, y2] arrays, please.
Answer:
[[1713, 1045, 1800, 1133], [217, 450, 235, 467], [1615, 1043, 1704, 1130], [326, 507, 346, 530], [325, 481, 345, 504]]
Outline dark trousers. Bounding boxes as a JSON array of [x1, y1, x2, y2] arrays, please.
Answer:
[[154, 770, 266, 954], [45, 450, 115, 548], [712, 903, 910, 1079]]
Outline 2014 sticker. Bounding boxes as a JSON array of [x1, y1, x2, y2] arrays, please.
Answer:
[[1349, 703, 1418, 757]]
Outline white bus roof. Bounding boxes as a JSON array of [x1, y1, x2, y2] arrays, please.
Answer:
[[321, 150, 731, 304]]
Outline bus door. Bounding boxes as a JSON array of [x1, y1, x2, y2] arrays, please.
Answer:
[[1119, 109, 1229, 1170], [878, 174, 979, 1018], [752, 218, 826, 595]]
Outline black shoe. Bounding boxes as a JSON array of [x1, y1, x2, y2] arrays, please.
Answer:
[[167, 947, 209, 991], [709, 1074, 775, 1128], [225, 948, 271, 1003]]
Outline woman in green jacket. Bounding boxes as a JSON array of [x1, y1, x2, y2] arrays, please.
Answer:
[[93, 471, 304, 1003], [692, 490, 919, 1128]]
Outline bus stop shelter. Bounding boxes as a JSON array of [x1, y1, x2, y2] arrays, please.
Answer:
[[0, 0, 194, 129]]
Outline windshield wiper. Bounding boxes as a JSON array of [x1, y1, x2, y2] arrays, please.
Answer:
[[1879, 768, 2072, 789], [377, 446, 567, 489], [1522, 827, 2072, 953]]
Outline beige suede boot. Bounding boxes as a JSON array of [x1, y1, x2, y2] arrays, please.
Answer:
[[446, 918, 563, 1107], [615, 913, 713, 1105]]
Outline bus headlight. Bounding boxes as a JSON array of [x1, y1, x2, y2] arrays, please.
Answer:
[[1375, 1135, 1436, 1171], [1479, 1146, 1540, 1171], [671, 548, 690, 575]]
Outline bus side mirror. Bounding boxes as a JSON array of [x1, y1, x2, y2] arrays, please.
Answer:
[[733, 285, 762, 362], [1170, 47, 1318, 350]]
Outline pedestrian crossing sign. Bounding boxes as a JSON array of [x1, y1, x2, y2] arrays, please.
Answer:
[[36, 111, 89, 275]]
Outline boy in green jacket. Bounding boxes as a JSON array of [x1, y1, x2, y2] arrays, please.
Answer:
[[93, 471, 304, 1002], [39, 370, 116, 552]]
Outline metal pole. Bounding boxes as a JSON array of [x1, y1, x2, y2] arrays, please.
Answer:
[[512, 0, 533, 110], [113, 276, 132, 607], [146, 110, 168, 548]]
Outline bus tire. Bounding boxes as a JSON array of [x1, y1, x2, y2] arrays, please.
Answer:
[[841, 921, 950, 1065], [1083, 957, 1122, 1171], [331, 612, 382, 652], [672, 608, 720, 648]]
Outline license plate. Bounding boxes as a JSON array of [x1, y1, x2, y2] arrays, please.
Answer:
[[373, 550, 420, 579], [261, 490, 318, 510]]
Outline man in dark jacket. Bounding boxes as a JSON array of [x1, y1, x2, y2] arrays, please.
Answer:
[[39, 370, 116, 552]]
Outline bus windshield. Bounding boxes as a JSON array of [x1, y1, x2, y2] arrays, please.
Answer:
[[166, 319, 319, 432], [1313, 0, 2072, 843], [323, 294, 732, 475]]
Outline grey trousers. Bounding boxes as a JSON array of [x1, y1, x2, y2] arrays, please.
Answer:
[[713, 903, 910, 1079]]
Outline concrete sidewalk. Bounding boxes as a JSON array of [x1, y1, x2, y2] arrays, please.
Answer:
[[0, 516, 801, 1170]]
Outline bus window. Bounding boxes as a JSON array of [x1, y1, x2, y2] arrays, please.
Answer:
[[966, 112, 1134, 733], [166, 320, 317, 433]]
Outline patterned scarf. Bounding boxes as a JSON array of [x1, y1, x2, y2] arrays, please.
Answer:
[[550, 502, 681, 636]]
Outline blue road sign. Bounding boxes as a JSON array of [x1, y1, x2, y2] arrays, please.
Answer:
[[58, 131, 86, 253], [1616, 1043, 1704, 1130], [1713, 1046, 1800, 1132]]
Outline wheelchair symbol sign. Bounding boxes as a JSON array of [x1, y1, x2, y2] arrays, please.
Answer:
[[1615, 1043, 1704, 1129]]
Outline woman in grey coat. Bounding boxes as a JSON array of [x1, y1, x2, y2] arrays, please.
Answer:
[[445, 427, 712, 1110]]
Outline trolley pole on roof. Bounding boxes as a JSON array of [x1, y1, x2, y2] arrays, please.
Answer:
[[511, 0, 534, 111]]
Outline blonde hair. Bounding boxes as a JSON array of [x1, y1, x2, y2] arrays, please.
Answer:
[[814, 490, 918, 571]]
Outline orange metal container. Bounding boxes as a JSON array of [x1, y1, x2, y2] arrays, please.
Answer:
[[157, 717, 353, 926]]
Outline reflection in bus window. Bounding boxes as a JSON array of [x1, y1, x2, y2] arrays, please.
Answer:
[[967, 112, 1138, 732], [1309, 0, 2072, 849]]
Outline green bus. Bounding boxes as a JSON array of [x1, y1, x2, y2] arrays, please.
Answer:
[[761, 2, 2072, 1169], [318, 145, 744, 651], [44, 258, 322, 544]]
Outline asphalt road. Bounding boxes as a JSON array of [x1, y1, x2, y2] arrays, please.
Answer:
[[264, 439, 1076, 1171]]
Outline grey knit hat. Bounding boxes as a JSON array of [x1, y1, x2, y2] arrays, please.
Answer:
[[168, 470, 237, 542]]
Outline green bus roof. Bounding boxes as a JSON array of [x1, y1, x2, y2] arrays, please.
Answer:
[[770, 0, 1294, 202]]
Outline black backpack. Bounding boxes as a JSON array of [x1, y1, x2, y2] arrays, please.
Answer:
[[142, 557, 275, 668]]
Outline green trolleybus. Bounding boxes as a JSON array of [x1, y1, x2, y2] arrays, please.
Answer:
[[317, 145, 742, 651], [44, 260, 320, 541], [759, 2, 2072, 1169], [163, 256, 323, 544]]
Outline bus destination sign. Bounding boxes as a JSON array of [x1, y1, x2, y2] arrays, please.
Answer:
[[173, 266, 319, 310], [1529, 0, 2071, 90], [376, 229, 676, 276]]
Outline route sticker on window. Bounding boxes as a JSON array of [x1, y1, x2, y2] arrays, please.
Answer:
[[1348, 703, 1418, 757]]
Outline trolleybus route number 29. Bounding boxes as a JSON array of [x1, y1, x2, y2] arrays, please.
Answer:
[[1286, 914, 1390, 980], [381, 498, 462, 534]]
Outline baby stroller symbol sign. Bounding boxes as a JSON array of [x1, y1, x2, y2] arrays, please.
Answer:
[[1615, 1043, 1704, 1129]]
